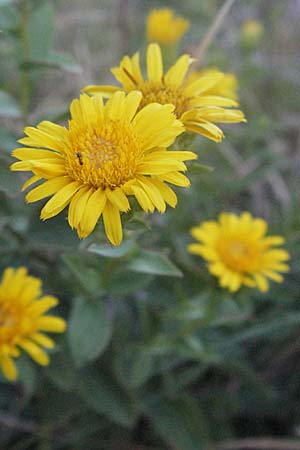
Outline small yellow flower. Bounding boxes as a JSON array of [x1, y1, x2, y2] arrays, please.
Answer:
[[83, 43, 245, 143], [241, 19, 264, 46], [187, 68, 238, 101], [11, 91, 196, 246], [0, 267, 66, 381], [188, 212, 290, 293], [146, 8, 190, 46]]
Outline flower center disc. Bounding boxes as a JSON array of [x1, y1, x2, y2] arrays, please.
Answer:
[[138, 82, 189, 117], [218, 239, 258, 272], [66, 120, 142, 190]]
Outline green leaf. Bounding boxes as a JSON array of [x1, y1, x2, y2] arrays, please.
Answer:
[[62, 253, 105, 295], [68, 297, 112, 368], [127, 250, 183, 277], [28, 2, 54, 59], [143, 396, 210, 450], [45, 345, 78, 392], [21, 52, 82, 74], [16, 355, 37, 401], [0, 90, 22, 118], [87, 239, 137, 258], [78, 368, 136, 427], [107, 269, 153, 295], [190, 162, 214, 174], [114, 345, 154, 388]]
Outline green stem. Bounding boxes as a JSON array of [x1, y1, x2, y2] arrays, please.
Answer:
[[20, 0, 30, 123]]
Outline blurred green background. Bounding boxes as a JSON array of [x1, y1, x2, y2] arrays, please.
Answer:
[[1, 0, 300, 449]]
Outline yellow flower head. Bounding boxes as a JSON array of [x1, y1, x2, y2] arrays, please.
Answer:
[[83, 43, 246, 143], [146, 8, 190, 46], [188, 212, 290, 293], [0, 267, 66, 381], [187, 68, 238, 101], [11, 91, 196, 246], [241, 19, 264, 46]]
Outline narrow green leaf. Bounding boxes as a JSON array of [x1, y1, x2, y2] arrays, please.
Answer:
[[127, 250, 183, 277], [68, 297, 112, 368], [190, 162, 214, 173], [28, 2, 54, 59], [21, 52, 82, 74]]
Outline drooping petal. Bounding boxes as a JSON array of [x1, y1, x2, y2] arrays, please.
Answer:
[[102, 201, 123, 246]]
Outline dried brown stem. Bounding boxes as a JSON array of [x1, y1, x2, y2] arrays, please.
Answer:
[[193, 0, 237, 64]]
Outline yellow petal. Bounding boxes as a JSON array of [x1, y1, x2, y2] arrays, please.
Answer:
[[165, 54, 191, 88], [19, 339, 50, 366], [183, 72, 224, 97], [36, 316, 67, 333], [31, 333, 55, 349], [147, 43, 163, 82], [106, 188, 130, 212], [82, 84, 119, 97], [77, 188, 106, 238], [123, 90, 142, 123], [68, 186, 93, 229], [160, 172, 190, 187], [21, 175, 41, 192], [26, 176, 72, 203], [40, 181, 81, 220], [132, 183, 154, 212], [137, 178, 166, 213], [1, 356, 18, 381], [105, 90, 126, 120], [102, 201, 123, 246], [150, 178, 177, 208]]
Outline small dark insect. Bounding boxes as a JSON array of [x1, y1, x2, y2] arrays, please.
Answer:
[[76, 152, 83, 165]]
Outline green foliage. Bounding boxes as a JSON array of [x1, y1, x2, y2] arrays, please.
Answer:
[[1, 1, 300, 450]]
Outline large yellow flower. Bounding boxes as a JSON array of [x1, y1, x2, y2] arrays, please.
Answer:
[[0, 267, 66, 381], [11, 91, 196, 246], [188, 212, 290, 293], [83, 43, 246, 142], [146, 8, 190, 46]]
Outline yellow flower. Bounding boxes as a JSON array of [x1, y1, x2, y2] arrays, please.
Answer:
[[188, 212, 290, 293], [187, 68, 238, 101], [241, 19, 264, 46], [11, 91, 196, 246], [0, 267, 66, 381], [83, 43, 246, 143], [146, 8, 190, 46]]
